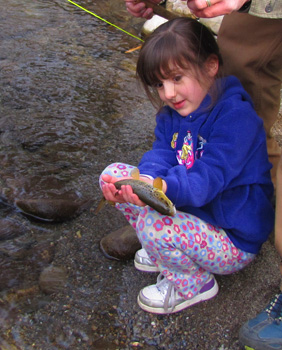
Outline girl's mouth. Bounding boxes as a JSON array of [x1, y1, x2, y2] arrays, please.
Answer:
[[172, 100, 185, 109]]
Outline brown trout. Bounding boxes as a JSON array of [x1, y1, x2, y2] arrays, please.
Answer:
[[114, 178, 176, 216], [96, 168, 176, 216]]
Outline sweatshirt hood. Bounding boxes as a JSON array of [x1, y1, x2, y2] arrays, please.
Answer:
[[216, 76, 254, 107]]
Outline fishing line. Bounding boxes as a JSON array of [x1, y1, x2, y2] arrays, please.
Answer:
[[67, 0, 144, 43]]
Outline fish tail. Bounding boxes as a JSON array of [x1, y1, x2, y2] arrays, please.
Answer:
[[94, 197, 107, 214], [94, 197, 116, 214]]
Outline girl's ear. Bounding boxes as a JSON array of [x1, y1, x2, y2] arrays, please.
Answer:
[[205, 54, 219, 78]]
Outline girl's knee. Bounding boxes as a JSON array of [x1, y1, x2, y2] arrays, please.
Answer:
[[100, 163, 136, 177], [136, 207, 165, 243], [100, 163, 121, 176], [99, 163, 135, 188]]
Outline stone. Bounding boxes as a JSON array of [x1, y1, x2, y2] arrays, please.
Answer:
[[100, 225, 141, 261]]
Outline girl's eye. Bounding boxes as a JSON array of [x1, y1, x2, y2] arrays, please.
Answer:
[[173, 75, 182, 82], [154, 82, 163, 89]]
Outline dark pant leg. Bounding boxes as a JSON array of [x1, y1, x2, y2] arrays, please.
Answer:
[[217, 13, 282, 185]]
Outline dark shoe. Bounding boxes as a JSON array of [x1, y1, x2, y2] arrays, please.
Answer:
[[239, 293, 282, 350], [100, 225, 141, 261]]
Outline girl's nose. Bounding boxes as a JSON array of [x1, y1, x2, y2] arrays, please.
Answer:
[[163, 81, 176, 99]]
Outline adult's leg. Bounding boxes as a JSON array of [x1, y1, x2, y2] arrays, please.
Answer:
[[217, 13, 282, 185]]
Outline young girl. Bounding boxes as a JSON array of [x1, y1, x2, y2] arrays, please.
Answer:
[[99, 17, 274, 314]]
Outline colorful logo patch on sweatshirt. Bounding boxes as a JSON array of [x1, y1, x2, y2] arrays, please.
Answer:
[[172, 131, 207, 169], [177, 131, 194, 169], [171, 133, 178, 149], [195, 135, 206, 160]]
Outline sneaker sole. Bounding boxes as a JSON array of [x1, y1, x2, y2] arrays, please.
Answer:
[[137, 278, 219, 314], [134, 260, 160, 272]]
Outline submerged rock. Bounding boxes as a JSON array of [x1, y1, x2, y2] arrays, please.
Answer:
[[15, 197, 93, 222], [39, 265, 68, 294], [0, 254, 26, 291], [0, 218, 27, 241]]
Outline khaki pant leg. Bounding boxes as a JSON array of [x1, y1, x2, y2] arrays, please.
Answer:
[[217, 13, 282, 185]]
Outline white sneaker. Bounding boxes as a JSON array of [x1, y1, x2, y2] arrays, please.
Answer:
[[134, 248, 160, 272], [137, 274, 219, 314]]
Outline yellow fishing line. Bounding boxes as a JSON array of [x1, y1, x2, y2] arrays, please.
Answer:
[[67, 0, 144, 43]]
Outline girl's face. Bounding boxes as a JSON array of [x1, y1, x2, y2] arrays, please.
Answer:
[[155, 59, 218, 116]]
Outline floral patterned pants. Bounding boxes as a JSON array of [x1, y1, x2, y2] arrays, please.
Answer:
[[100, 163, 255, 299]]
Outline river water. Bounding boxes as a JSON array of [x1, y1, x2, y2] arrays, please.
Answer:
[[0, 0, 157, 348], [0, 0, 152, 201]]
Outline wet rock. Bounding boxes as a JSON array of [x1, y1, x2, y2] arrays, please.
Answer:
[[92, 338, 121, 350], [0, 254, 26, 290], [0, 239, 56, 292], [15, 197, 93, 222], [166, 0, 193, 16], [0, 239, 35, 259], [0, 298, 19, 330], [100, 225, 141, 261], [0, 218, 27, 241], [26, 240, 56, 270], [4, 285, 40, 304], [39, 265, 68, 294]]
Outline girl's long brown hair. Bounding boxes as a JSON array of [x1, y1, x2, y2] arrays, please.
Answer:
[[136, 17, 224, 109]]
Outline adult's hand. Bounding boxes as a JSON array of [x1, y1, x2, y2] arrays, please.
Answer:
[[124, 0, 161, 19], [186, 0, 249, 18]]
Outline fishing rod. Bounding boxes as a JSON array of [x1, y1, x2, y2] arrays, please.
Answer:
[[135, 0, 181, 20], [67, 0, 185, 40], [67, 0, 196, 52], [67, 0, 144, 42]]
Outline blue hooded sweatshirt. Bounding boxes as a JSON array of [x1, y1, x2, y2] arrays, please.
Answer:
[[138, 76, 274, 254]]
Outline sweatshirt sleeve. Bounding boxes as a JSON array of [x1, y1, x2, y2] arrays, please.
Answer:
[[164, 103, 268, 208]]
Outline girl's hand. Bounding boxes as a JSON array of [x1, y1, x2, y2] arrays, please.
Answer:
[[124, 0, 158, 19], [118, 184, 147, 206], [101, 174, 146, 206]]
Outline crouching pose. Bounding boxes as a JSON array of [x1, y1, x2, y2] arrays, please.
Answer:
[[99, 17, 274, 314]]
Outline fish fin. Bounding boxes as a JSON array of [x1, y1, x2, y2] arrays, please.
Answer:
[[94, 197, 116, 215], [94, 197, 107, 214], [153, 177, 163, 191], [131, 168, 140, 180]]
